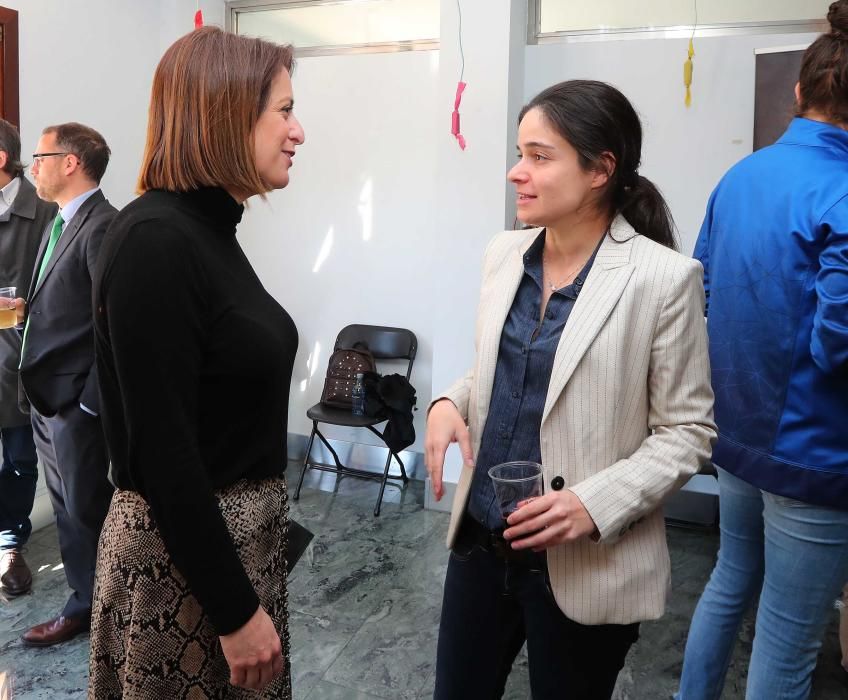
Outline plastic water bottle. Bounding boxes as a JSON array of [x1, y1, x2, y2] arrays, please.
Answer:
[[351, 373, 366, 416]]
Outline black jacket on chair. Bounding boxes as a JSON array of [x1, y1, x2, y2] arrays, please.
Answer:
[[363, 372, 417, 453], [19, 189, 117, 417]]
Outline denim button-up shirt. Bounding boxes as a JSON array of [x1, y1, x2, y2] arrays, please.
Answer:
[[467, 230, 598, 531]]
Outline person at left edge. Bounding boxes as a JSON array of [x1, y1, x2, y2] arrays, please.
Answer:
[[0, 118, 56, 598], [17, 123, 116, 646]]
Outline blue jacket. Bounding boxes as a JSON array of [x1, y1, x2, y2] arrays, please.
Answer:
[[695, 117, 848, 509]]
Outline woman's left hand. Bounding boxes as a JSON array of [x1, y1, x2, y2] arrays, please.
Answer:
[[14, 298, 25, 325], [503, 489, 598, 550]]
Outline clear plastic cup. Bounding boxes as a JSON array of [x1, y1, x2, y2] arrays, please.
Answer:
[[488, 461, 544, 520], [0, 286, 17, 330]]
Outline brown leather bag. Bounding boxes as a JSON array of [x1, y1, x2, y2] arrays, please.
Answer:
[[320, 342, 377, 409]]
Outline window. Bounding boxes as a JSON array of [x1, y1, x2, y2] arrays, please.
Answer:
[[228, 0, 439, 57], [531, 0, 830, 41]]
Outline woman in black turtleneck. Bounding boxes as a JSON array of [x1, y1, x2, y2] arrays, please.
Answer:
[[89, 27, 303, 698]]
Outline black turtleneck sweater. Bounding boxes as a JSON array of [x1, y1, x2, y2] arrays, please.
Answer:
[[93, 188, 298, 635]]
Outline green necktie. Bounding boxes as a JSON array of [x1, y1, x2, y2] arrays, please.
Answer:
[[35, 212, 65, 285], [21, 212, 64, 359]]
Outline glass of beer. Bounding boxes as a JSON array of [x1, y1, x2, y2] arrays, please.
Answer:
[[488, 461, 544, 522], [0, 287, 17, 330]]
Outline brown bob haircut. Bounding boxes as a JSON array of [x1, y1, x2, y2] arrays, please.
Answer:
[[138, 26, 294, 196]]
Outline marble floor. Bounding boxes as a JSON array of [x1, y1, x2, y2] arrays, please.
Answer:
[[1, 470, 846, 699]]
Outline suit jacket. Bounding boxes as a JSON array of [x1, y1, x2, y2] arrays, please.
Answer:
[[19, 189, 117, 417], [0, 177, 57, 426], [439, 216, 716, 625]]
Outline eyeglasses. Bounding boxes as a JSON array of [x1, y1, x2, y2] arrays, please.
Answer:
[[31, 152, 71, 164]]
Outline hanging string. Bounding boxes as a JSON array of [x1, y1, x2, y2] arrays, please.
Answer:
[[683, 0, 697, 107], [457, 0, 465, 83], [451, 0, 467, 150]]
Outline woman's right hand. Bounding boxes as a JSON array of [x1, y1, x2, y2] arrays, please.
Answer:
[[219, 606, 284, 691], [424, 399, 475, 502]]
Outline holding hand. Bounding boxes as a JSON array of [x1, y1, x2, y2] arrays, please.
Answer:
[[219, 606, 284, 691], [503, 489, 597, 550], [424, 399, 475, 501], [14, 297, 25, 325]]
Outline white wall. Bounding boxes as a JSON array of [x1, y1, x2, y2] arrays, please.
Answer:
[[8, 0, 157, 208], [6, 0, 225, 208], [238, 49, 440, 448], [159, 0, 226, 56], [525, 31, 818, 254], [427, 0, 528, 486], [234, 0, 529, 466]]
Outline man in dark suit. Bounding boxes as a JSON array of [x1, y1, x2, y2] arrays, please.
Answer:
[[17, 122, 116, 646], [0, 119, 56, 598]]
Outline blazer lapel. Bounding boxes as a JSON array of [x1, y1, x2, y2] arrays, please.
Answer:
[[27, 221, 52, 301], [475, 230, 539, 428], [10, 181, 48, 299], [31, 191, 102, 298], [541, 217, 637, 424]]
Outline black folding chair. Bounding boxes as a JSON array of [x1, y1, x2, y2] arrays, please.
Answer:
[[293, 324, 418, 516]]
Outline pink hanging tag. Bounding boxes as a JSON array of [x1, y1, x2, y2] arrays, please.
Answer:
[[451, 81, 467, 150], [194, 10, 204, 29]]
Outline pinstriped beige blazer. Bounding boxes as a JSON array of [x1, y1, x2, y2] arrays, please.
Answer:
[[438, 215, 716, 625]]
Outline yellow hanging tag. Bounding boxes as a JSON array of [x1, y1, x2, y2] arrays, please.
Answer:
[[683, 38, 695, 107]]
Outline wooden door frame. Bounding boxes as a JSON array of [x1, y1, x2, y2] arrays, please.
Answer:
[[0, 7, 19, 127]]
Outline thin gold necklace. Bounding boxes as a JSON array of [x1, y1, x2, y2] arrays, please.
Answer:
[[543, 253, 589, 291]]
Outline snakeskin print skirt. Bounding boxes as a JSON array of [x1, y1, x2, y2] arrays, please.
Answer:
[[88, 478, 291, 699]]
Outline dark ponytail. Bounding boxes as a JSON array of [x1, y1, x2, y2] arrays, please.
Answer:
[[519, 80, 678, 251], [798, 0, 848, 123], [615, 175, 676, 251]]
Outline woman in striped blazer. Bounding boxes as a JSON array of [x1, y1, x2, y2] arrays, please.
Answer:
[[425, 80, 716, 700]]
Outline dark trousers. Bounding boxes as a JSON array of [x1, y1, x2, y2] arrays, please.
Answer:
[[434, 517, 640, 700], [31, 405, 113, 619], [0, 424, 39, 550]]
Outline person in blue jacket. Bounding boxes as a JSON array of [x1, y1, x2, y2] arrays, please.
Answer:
[[677, 2, 848, 698]]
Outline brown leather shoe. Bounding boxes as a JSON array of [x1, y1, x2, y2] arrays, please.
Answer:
[[21, 615, 90, 647], [0, 550, 32, 596]]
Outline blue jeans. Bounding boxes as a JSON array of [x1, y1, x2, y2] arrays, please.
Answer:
[[677, 468, 848, 700], [435, 517, 639, 700], [0, 424, 39, 550]]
